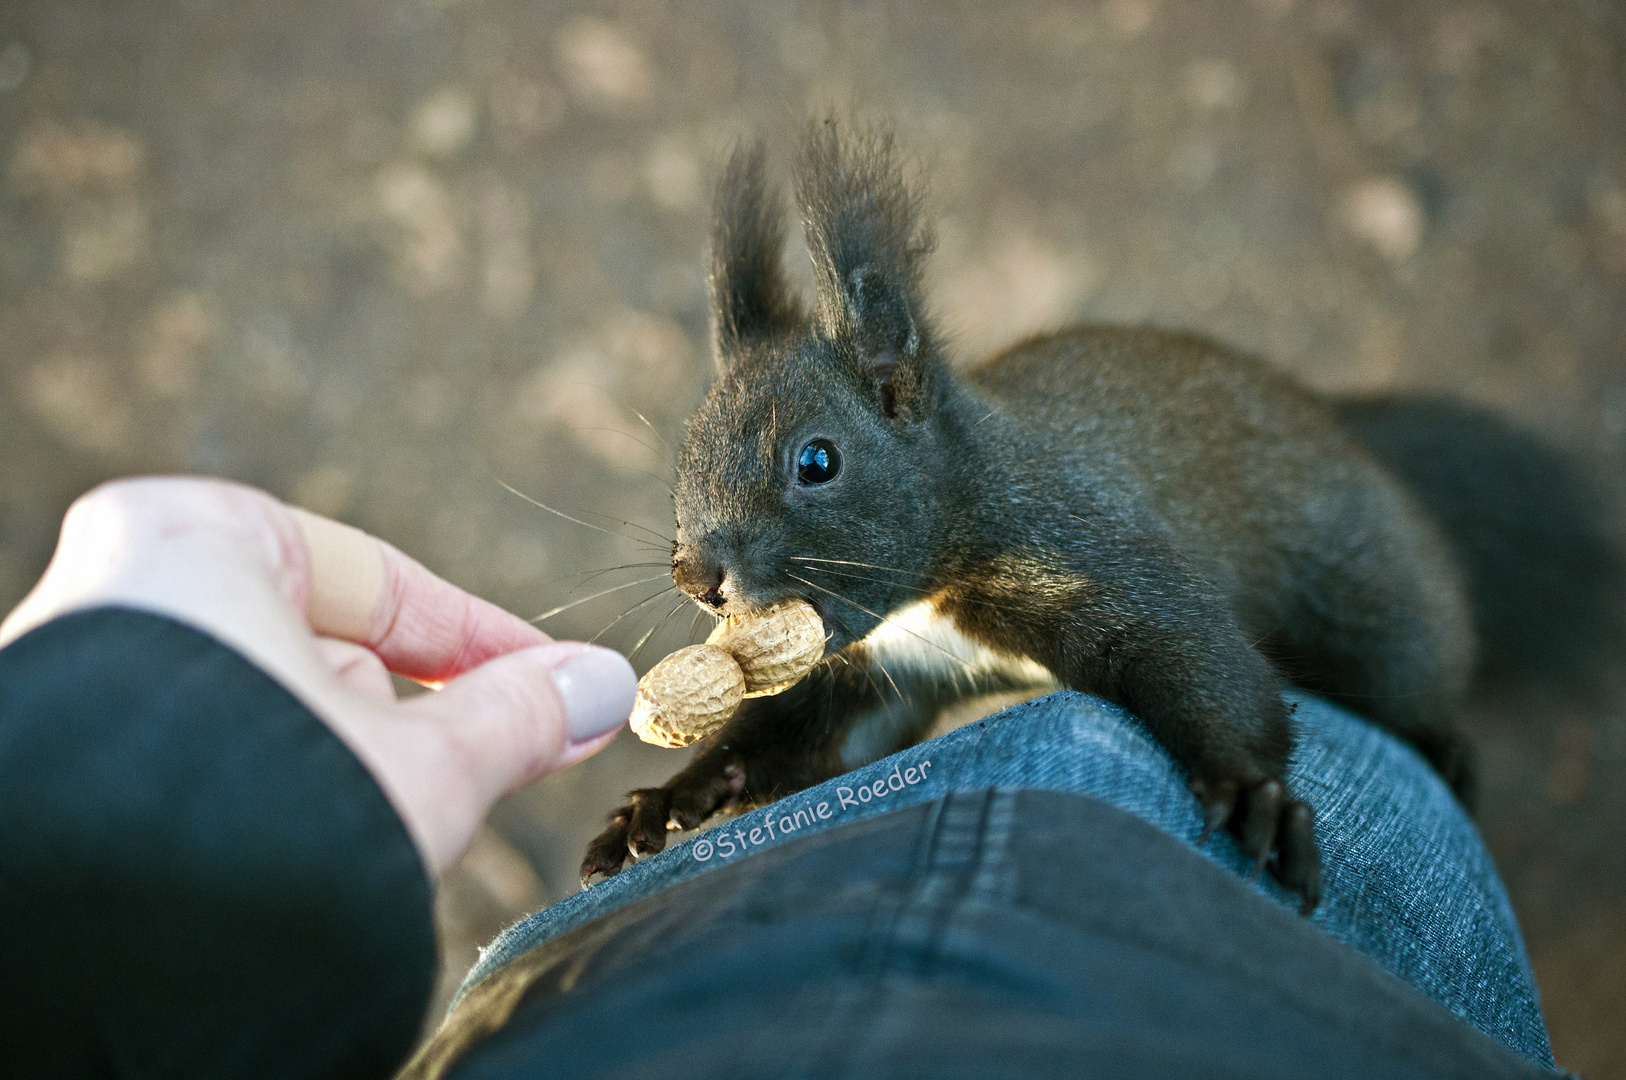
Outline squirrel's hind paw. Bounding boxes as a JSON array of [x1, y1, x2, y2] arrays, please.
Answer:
[[1192, 774, 1322, 915]]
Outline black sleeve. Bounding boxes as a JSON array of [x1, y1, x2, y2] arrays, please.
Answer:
[[0, 607, 436, 1078]]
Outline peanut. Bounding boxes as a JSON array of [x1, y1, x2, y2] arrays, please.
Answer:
[[628, 599, 826, 747], [628, 645, 745, 749], [705, 598, 826, 696]]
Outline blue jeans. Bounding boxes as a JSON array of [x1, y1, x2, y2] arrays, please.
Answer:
[[461, 691, 1552, 1068]]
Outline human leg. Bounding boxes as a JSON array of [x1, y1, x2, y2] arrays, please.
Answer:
[[465, 691, 1550, 1064]]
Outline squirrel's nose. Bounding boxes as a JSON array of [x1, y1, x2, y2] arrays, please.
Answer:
[[673, 545, 728, 607], [697, 564, 728, 608]]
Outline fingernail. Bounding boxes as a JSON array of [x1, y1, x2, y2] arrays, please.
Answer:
[[550, 648, 637, 741]]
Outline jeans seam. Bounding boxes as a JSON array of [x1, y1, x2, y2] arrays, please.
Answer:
[[826, 790, 1019, 1075]]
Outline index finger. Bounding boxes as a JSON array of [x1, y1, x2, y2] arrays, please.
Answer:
[[290, 508, 551, 683]]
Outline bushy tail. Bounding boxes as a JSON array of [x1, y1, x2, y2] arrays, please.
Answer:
[[1335, 395, 1626, 696]]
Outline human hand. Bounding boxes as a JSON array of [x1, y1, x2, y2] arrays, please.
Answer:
[[0, 476, 636, 876]]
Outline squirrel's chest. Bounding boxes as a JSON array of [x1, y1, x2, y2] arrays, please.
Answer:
[[860, 599, 1054, 684], [833, 599, 1059, 769]]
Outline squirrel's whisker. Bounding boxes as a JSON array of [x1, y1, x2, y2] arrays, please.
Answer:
[[872, 656, 905, 701], [791, 562, 1019, 614], [568, 562, 674, 594], [785, 572, 980, 677], [532, 561, 670, 595], [598, 462, 678, 499], [1248, 623, 1286, 650], [544, 379, 678, 471], [591, 585, 680, 645], [819, 597, 888, 704], [856, 663, 886, 702], [791, 562, 941, 600], [573, 506, 675, 547], [628, 595, 692, 662], [530, 574, 673, 622], [626, 404, 676, 461], [790, 556, 924, 576], [567, 426, 670, 467], [497, 479, 669, 554]]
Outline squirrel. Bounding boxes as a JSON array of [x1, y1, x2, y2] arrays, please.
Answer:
[[580, 119, 1625, 912]]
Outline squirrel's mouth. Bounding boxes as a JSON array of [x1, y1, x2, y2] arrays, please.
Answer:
[[798, 594, 844, 648], [802, 594, 830, 637]]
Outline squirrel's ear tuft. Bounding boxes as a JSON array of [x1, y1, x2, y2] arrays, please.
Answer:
[[795, 117, 935, 420], [708, 142, 803, 370]]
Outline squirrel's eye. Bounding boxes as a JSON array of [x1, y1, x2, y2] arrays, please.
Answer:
[[796, 439, 841, 486]]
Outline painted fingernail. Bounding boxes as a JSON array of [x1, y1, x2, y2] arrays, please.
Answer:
[[551, 647, 637, 741]]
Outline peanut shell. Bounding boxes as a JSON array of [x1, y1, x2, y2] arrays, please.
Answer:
[[629, 644, 746, 748], [706, 598, 826, 696]]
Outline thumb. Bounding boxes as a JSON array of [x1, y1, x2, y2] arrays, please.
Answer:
[[415, 642, 636, 795], [395, 643, 635, 870]]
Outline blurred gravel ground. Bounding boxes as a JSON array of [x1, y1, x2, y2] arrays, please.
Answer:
[[2, 0, 1623, 1072]]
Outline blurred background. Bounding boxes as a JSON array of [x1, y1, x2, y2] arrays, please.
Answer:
[[2, 0, 1623, 1071]]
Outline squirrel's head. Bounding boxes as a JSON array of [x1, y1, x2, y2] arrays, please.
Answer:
[[672, 121, 951, 649]]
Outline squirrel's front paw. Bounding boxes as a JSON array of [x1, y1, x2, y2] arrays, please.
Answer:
[[579, 787, 672, 885], [1190, 775, 1322, 915], [579, 761, 748, 886]]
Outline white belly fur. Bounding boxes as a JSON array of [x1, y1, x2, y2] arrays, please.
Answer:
[[860, 598, 1057, 689], [836, 600, 1059, 769]]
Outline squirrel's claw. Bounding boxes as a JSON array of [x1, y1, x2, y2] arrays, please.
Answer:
[[580, 788, 675, 886], [1193, 774, 1321, 915]]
